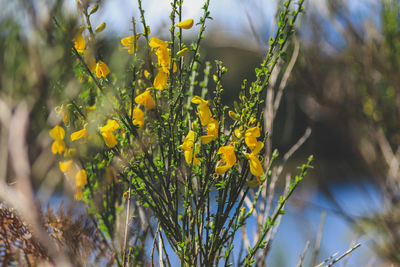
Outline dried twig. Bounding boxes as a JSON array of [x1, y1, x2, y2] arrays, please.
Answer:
[[151, 224, 160, 267], [315, 243, 361, 267], [297, 240, 311, 267], [312, 211, 326, 266]]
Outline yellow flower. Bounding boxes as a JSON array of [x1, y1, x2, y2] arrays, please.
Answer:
[[149, 37, 168, 49], [201, 118, 218, 144], [59, 160, 79, 179], [100, 119, 120, 148], [149, 37, 177, 75], [74, 32, 86, 53], [245, 126, 261, 150], [215, 145, 236, 175], [50, 125, 65, 140], [176, 19, 194, 29], [154, 68, 168, 90], [182, 131, 199, 166], [135, 90, 155, 110], [71, 128, 87, 141], [252, 141, 264, 155], [74, 187, 83, 200], [59, 160, 73, 173], [50, 125, 66, 154], [101, 130, 117, 148], [100, 119, 119, 132], [246, 153, 264, 177], [95, 60, 110, 78], [144, 70, 151, 79], [234, 127, 243, 139], [182, 130, 196, 151], [184, 149, 200, 166], [121, 35, 138, 54], [156, 46, 171, 74], [75, 169, 87, 187], [131, 107, 144, 127], [191, 96, 212, 126]]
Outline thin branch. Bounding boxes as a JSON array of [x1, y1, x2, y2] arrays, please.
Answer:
[[326, 243, 361, 267], [151, 224, 161, 267], [273, 38, 300, 118], [312, 211, 326, 266], [122, 183, 132, 267], [296, 240, 310, 267], [314, 243, 361, 267]]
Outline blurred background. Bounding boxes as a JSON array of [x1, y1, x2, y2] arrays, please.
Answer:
[[1, 0, 400, 266]]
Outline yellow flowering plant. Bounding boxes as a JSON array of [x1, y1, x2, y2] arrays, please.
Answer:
[[45, 0, 313, 266]]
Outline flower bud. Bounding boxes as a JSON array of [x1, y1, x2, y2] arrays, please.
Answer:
[[95, 22, 106, 33], [228, 110, 239, 120], [177, 47, 189, 57], [89, 4, 99, 15]]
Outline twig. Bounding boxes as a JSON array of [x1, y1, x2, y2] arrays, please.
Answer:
[[312, 211, 326, 266], [326, 243, 361, 267], [8, 103, 73, 267], [315, 252, 339, 267], [296, 240, 310, 267], [241, 1, 263, 52], [151, 224, 161, 267], [263, 174, 291, 258], [315, 243, 361, 267], [122, 183, 132, 267], [263, 127, 311, 225], [273, 38, 300, 118]]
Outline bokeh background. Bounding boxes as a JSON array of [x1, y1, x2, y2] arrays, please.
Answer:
[[1, 0, 399, 266]]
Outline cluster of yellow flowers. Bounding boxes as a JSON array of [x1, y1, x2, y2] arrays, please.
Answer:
[[182, 96, 240, 176], [244, 126, 264, 178], [119, 19, 194, 129], [73, 29, 110, 79], [182, 96, 220, 167], [50, 125, 87, 199], [182, 96, 265, 181], [49, 114, 123, 199], [53, 18, 196, 199]]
